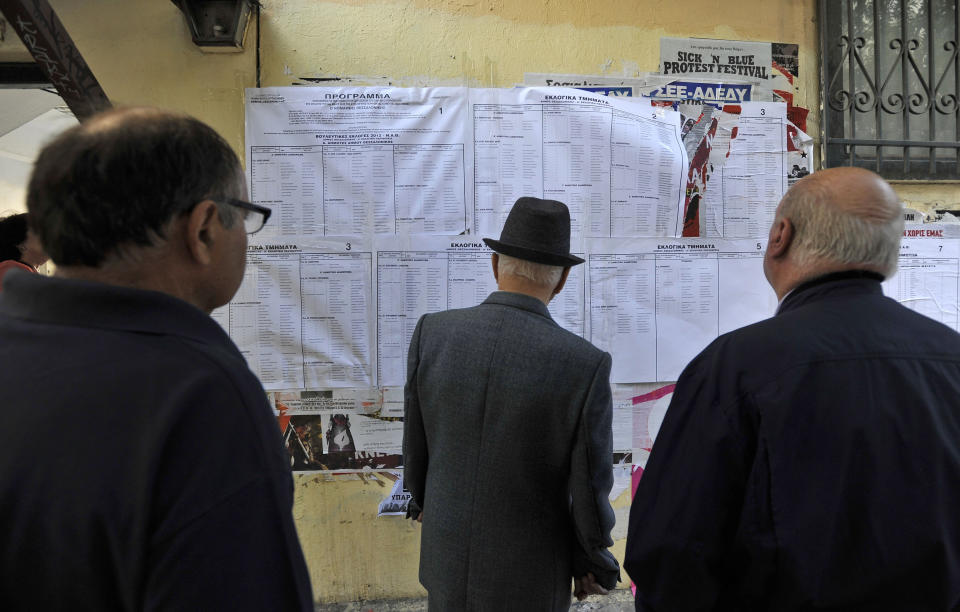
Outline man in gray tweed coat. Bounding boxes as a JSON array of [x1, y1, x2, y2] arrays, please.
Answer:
[[403, 197, 620, 610]]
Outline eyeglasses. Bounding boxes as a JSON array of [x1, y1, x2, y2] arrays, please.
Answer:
[[220, 198, 272, 234]]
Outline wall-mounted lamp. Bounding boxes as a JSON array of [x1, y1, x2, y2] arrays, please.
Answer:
[[171, 0, 257, 53]]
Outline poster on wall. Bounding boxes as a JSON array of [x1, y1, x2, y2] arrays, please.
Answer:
[[377, 472, 414, 517], [629, 383, 675, 469], [523, 72, 769, 104], [234, 86, 960, 491], [636, 76, 762, 105], [520, 73, 636, 97], [236, 87, 786, 391], [787, 120, 814, 187], [247, 86, 689, 240], [585, 237, 778, 383], [275, 390, 403, 472], [659, 37, 803, 116], [521, 76, 789, 238], [469, 87, 687, 238], [210, 237, 375, 391], [237, 86, 804, 475], [660, 37, 773, 81], [884, 233, 960, 331], [245, 87, 471, 238], [373, 234, 586, 386], [715, 102, 788, 238]]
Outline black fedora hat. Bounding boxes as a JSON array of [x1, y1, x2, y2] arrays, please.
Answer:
[[482, 197, 584, 267]]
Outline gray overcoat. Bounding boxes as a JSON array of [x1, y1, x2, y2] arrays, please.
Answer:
[[403, 291, 619, 611]]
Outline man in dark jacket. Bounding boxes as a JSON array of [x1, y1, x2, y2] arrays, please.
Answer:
[[404, 197, 620, 610], [0, 108, 313, 610], [625, 167, 960, 611]]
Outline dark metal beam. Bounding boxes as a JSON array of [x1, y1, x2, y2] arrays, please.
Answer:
[[0, 0, 110, 119], [830, 138, 960, 148]]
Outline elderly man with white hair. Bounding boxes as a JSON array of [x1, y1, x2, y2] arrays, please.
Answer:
[[404, 196, 619, 610], [625, 167, 960, 611]]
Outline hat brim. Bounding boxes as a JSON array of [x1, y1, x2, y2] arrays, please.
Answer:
[[483, 238, 585, 267]]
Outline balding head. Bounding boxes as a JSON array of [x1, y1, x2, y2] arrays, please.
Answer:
[[27, 107, 251, 312], [27, 107, 244, 267], [764, 167, 903, 297]]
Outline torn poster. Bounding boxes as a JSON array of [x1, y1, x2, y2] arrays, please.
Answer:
[[274, 389, 382, 415], [612, 385, 642, 453], [524, 81, 788, 241], [470, 88, 687, 238], [609, 459, 633, 502], [377, 472, 414, 517], [522, 77, 778, 239], [707, 102, 788, 238], [523, 72, 770, 105], [521, 73, 636, 90], [276, 391, 402, 472], [787, 119, 814, 188], [630, 383, 676, 468]]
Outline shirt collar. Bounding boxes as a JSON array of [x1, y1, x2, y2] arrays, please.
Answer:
[[0, 271, 239, 355], [776, 269, 886, 315], [482, 290, 555, 321]]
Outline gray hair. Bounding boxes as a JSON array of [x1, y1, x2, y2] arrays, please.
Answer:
[[778, 178, 904, 278], [497, 253, 564, 287]]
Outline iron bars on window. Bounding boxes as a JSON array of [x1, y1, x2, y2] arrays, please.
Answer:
[[820, 0, 960, 179]]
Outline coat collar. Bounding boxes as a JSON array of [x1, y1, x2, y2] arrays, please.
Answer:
[[482, 290, 555, 322], [0, 270, 240, 356], [777, 270, 886, 316]]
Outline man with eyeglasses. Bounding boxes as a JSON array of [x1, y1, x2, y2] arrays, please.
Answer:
[[0, 108, 313, 610]]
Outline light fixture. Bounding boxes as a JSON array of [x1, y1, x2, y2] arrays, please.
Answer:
[[171, 0, 256, 53]]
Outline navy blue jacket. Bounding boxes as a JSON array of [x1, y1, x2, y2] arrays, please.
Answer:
[[626, 271, 960, 611], [0, 271, 313, 611]]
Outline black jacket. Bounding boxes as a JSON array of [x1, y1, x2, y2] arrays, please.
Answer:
[[0, 271, 313, 611], [625, 271, 960, 611]]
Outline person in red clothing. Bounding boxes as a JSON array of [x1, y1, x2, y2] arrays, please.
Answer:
[[0, 213, 48, 289]]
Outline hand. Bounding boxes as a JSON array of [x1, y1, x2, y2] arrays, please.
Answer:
[[573, 572, 608, 601], [416, 511, 423, 523]]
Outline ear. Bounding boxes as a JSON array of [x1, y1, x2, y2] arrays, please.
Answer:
[[552, 267, 572, 297], [184, 200, 220, 266], [491, 253, 499, 282], [766, 216, 795, 261]]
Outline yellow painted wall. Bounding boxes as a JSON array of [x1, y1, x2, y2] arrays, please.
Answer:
[[4, 0, 817, 603], [0, 0, 256, 156], [258, 1, 815, 601], [891, 181, 960, 216], [6, 0, 950, 604]]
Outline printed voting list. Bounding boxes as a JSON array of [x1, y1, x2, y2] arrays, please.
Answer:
[[374, 235, 586, 386], [884, 233, 960, 330], [246, 87, 470, 238], [715, 102, 787, 238], [211, 238, 374, 390], [471, 88, 687, 238], [587, 238, 778, 382]]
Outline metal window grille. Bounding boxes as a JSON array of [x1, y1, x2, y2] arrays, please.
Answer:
[[820, 0, 960, 178]]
